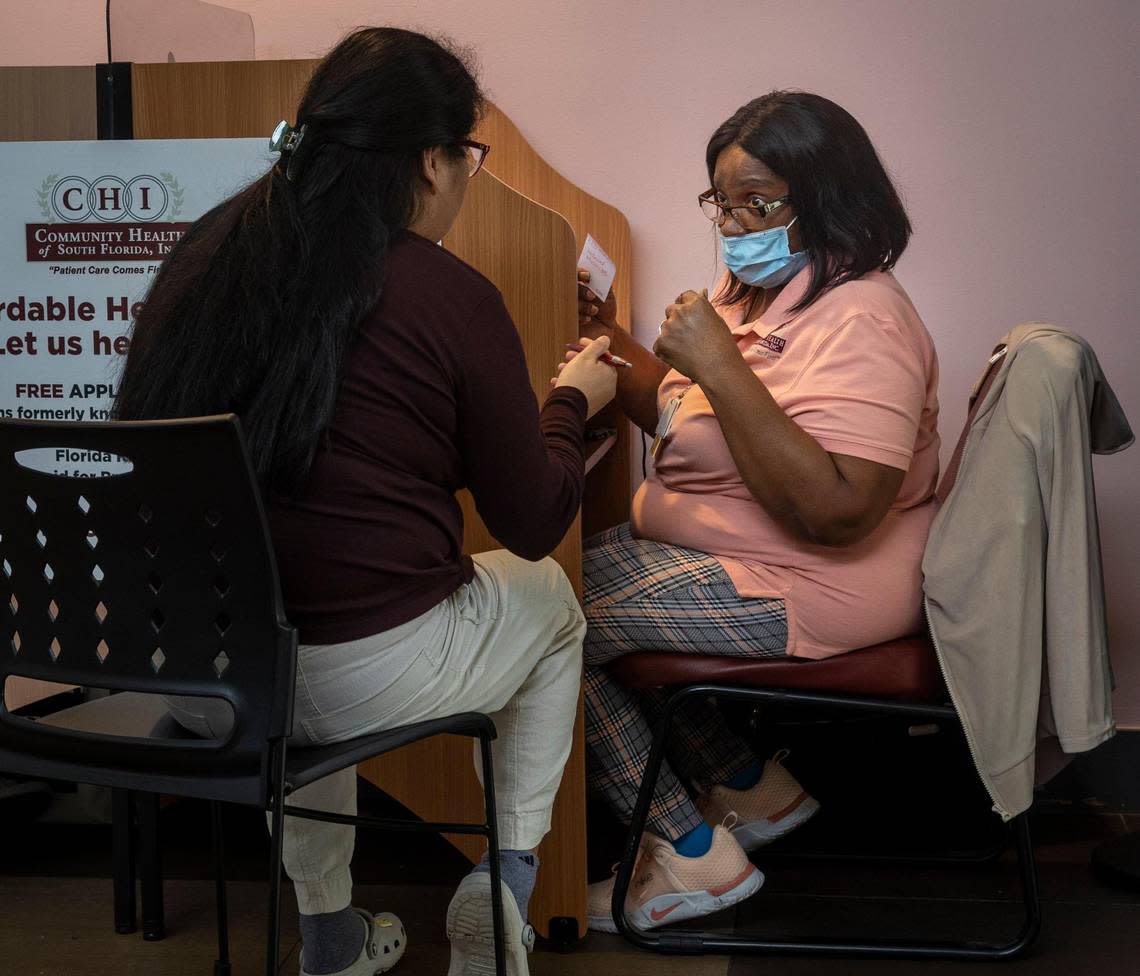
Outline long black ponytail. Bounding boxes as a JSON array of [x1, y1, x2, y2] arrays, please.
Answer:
[[114, 27, 482, 493]]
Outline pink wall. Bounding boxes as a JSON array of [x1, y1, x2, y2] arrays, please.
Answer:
[[4, 1, 1139, 722]]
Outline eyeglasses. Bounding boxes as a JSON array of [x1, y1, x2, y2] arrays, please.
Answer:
[[698, 189, 788, 230], [455, 139, 491, 178]]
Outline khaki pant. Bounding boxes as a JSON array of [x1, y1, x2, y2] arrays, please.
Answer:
[[168, 550, 585, 914]]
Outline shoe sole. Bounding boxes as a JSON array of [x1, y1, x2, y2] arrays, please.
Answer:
[[732, 795, 821, 852], [588, 864, 764, 935], [447, 873, 532, 976]]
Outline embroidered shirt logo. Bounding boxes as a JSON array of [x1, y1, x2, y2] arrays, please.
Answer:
[[753, 333, 786, 356]]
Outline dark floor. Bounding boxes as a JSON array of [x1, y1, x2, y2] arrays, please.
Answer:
[[3, 773, 1140, 976]]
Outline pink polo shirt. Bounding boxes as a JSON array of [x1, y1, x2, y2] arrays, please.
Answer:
[[630, 267, 940, 659]]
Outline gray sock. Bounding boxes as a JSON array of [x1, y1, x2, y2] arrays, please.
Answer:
[[472, 849, 539, 921], [299, 906, 365, 975]]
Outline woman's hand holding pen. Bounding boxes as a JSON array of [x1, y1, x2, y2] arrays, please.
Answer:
[[553, 334, 618, 419]]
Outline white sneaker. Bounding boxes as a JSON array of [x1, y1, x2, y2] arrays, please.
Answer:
[[698, 750, 820, 852], [299, 909, 406, 976], [447, 872, 535, 976], [587, 823, 763, 934]]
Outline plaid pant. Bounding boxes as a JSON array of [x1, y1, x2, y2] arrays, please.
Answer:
[[583, 524, 789, 840]]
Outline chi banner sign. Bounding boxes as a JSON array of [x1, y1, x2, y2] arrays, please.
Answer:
[[0, 138, 271, 475]]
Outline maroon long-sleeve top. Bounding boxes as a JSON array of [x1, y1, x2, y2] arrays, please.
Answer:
[[268, 232, 587, 645]]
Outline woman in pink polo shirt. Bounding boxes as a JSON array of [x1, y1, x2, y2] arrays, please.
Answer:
[[567, 91, 940, 932]]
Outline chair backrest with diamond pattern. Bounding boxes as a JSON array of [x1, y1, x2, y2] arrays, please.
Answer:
[[0, 415, 296, 791]]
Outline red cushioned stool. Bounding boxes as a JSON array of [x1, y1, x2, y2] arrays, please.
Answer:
[[604, 634, 1041, 961]]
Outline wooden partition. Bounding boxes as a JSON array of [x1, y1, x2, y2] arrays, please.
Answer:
[[473, 105, 633, 537], [0, 66, 98, 142], [131, 60, 312, 139]]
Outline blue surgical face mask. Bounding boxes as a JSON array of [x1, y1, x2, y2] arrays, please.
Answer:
[[719, 215, 808, 289]]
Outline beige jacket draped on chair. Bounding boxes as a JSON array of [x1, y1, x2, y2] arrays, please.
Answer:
[[923, 324, 1133, 820]]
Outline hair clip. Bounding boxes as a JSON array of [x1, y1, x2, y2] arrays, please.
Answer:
[[269, 120, 307, 156]]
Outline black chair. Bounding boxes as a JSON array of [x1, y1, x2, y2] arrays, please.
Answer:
[[606, 638, 1040, 960], [0, 416, 508, 976], [602, 351, 1041, 961]]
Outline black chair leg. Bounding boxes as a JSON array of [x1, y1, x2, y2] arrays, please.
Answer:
[[611, 686, 674, 946], [212, 801, 233, 976], [478, 732, 507, 976], [111, 788, 137, 935], [1010, 811, 1043, 954], [266, 741, 288, 976], [138, 791, 165, 940]]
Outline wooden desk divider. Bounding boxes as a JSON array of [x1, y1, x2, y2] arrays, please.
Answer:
[[1, 58, 635, 940], [472, 103, 633, 540], [0, 66, 99, 142]]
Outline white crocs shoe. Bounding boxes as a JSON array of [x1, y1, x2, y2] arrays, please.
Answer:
[[299, 909, 406, 976], [447, 872, 535, 976]]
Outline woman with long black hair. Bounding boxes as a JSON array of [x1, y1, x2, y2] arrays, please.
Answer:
[[115, 27, 616, 976]]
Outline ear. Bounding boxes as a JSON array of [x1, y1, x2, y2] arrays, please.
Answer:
[[419, 146, 446, 195]]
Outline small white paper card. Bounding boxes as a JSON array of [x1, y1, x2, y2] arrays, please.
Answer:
[[578, 234, 616, 303]]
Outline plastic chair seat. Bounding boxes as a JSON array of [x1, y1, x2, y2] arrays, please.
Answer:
[[606, 635, 945, 703], [38, 691, 496, 795]]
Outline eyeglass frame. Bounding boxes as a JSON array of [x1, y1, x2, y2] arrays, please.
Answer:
[[454, 139, 491, 177], [698, 188, 789, 229]]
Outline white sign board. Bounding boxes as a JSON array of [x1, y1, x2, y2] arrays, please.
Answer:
[[0, 138, 272, 474]]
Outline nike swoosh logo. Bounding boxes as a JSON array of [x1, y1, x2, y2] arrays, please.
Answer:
[[649, 901, 684, 922]]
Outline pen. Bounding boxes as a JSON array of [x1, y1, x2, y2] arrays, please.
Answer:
[[565, 342, 633, 369]]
